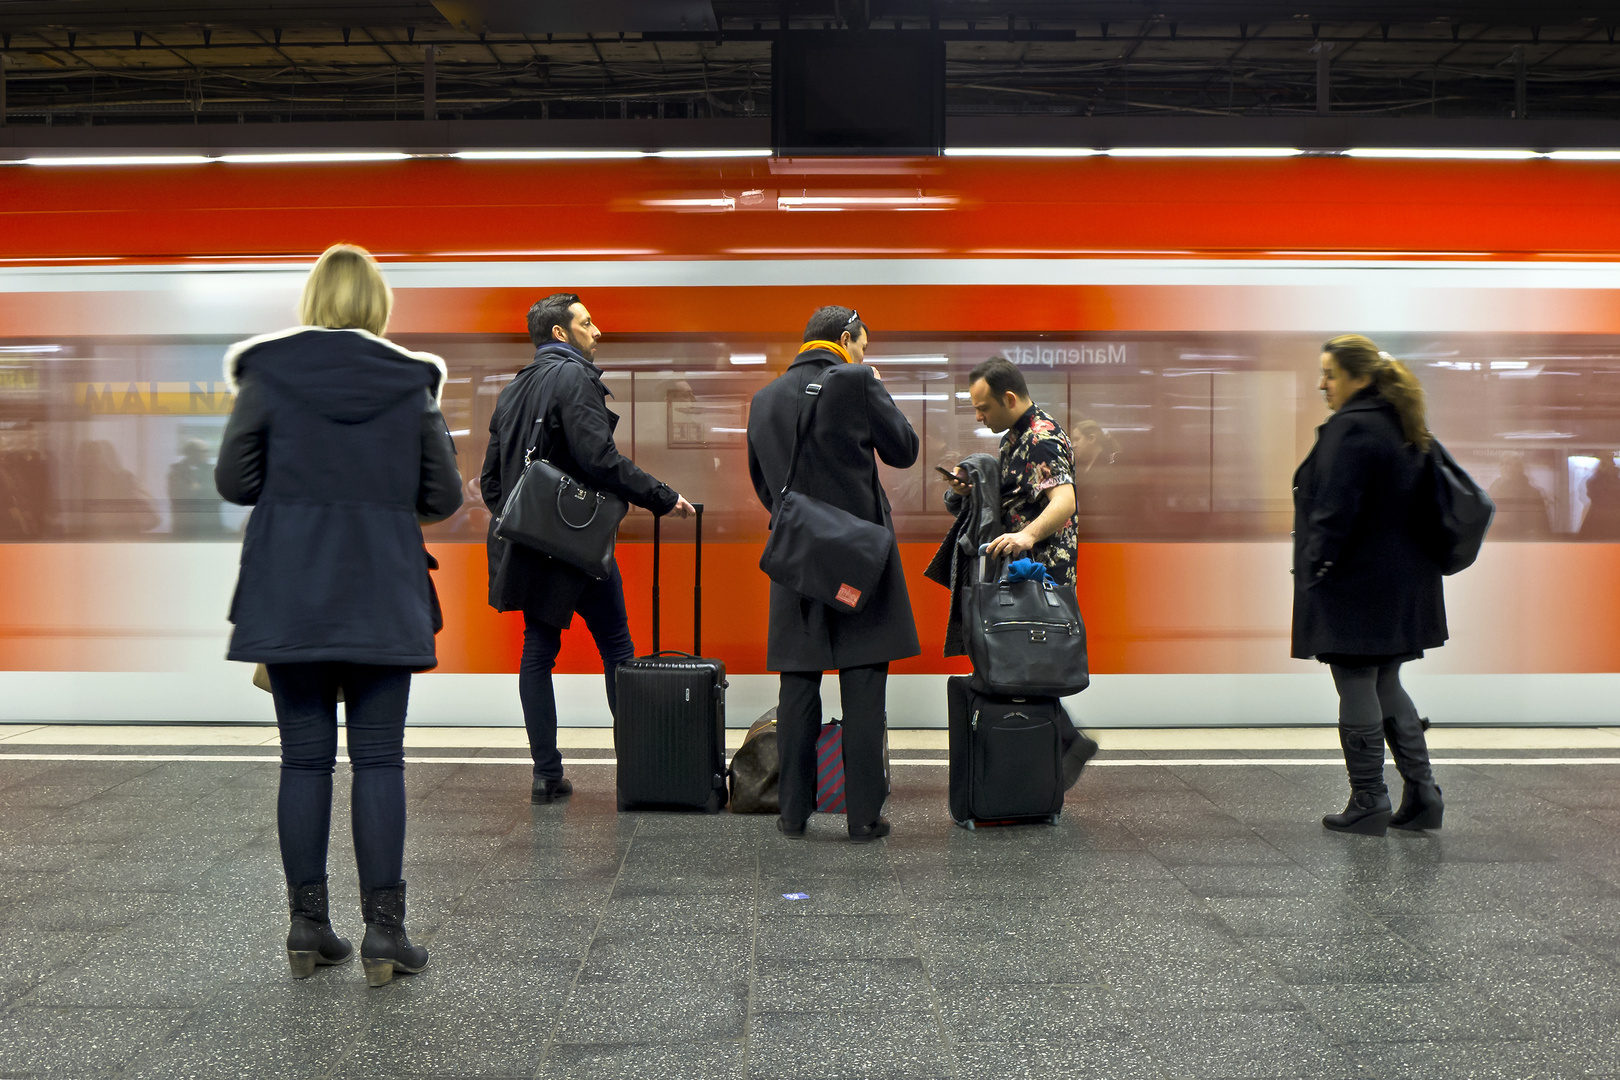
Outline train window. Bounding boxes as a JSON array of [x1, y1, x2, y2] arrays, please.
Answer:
[[6, 332, 1620, 545]]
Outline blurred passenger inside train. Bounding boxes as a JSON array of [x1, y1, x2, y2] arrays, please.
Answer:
[[72, 439, 159, 536], [482, 292, 695, 805], [215, 243, 463, 986], [1578, 456, 1620, 540], [1488, 454, 1551, 538], [1292, 334, 1444, 837], [935, 357, 1097, 787], [1070, 417, 1120, 524], [0, 443, 49, 539], [168, 439, 224, 537], [748, 305, 918, 842]]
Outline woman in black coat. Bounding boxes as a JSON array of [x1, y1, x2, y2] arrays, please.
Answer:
[[216, 244, 463, 986], [1292, 334, 1446, 836]]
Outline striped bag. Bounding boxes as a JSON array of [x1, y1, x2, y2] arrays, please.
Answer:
[[814, 720, 847, 814]]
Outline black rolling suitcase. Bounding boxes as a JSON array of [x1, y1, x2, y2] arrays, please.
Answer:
[[614, 505, 729, 813], [946, 675, 1064, 829]]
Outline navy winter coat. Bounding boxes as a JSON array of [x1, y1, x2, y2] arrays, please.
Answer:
[[215, 327, 463, 668], [1291, 387, 1447, 661], [481, 343, 679, 627], [747, 350, 922, 671]]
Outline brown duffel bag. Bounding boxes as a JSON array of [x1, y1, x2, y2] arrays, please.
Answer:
[[728, 709, 780, 814]]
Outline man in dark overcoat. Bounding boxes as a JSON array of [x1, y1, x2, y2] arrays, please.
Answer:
[[747, 305, 921, 841], [482, 293, 695, 803]]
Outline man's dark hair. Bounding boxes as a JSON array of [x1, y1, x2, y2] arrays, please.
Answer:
[[969, 356, 1029, 401], [527, 292, 582, 347], [802, 305, 868, 344]]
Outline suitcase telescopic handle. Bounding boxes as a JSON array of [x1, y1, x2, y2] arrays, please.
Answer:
[[651, 502, 703, 656]]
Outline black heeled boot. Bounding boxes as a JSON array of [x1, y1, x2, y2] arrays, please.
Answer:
[[360, 881, 428, 987], [1383, 715, 1444, 831], [286, 877, 353, 978], [1323, 728, 1392, 836]]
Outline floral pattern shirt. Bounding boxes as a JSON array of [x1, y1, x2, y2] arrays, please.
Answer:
[[1000, 405, 1079, 585]]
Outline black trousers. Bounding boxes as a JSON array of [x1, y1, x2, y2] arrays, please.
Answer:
[[777, 663, 889, 831], [520, 560, 636, 780], [266, 662, 411, 893]]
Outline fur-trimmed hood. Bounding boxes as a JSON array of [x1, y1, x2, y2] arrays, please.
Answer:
[[223, 326, 448, 425]]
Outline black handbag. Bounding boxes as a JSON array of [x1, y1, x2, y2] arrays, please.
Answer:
[[493, 365, 628, 580], [757, 378, 893, 613], [1425, 438, 1495, 575], [963, 545, 1090, 698]]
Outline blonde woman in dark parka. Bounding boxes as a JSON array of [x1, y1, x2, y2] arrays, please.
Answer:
[[1292, 335, 1446, 836], [216, 244, 462, 984]]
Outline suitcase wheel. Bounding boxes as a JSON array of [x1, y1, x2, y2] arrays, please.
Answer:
[[1046, 814, 1061, 826], [963, 820, 977, 831]]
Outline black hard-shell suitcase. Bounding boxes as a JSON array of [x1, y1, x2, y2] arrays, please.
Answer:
[[614, 505, 729, 813], [946, 675, 1064, 828]]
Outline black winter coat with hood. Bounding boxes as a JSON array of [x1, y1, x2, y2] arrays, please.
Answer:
[[1291, 387, 1447, 661], [215, 327, 463, 669], [747, 349, 922, 671], [481, 342, 679, 628]]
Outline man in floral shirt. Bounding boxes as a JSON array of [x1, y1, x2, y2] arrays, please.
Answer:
[[950, 357, 1079, 585]]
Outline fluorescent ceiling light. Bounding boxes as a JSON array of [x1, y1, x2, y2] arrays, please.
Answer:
[[217, 152, 410, 164], [1345, 148, 1541, 160], [652, 149, 772, 158], [642, 197, 736, 210], [453, 149, 648, 160], [945, 147, 1101, 158], [777, 195, 956, 209], [1546, 150, 1620, 160], [728, 353, 767, 366], [23, 155, 213, 166], [1104, 147, 1303, 158], [867, 355, 950, 365]]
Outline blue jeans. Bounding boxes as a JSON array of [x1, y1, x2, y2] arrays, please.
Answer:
[[521, 560, 635, 780], [267, 662, 411, 892]]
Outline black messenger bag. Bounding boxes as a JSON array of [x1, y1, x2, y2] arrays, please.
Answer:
[[758, 379, 892, 613], [493, 365, 628, 580], [963, 545, 1090, 698]]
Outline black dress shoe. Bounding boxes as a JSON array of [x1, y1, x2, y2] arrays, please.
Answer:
[[776, 817, 806, 839], [531, 776, 573, 804], [1062, 733, 1100, 790], [848, 818, 891, 843]]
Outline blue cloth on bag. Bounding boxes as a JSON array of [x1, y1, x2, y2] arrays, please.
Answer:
[[1003, 559, 1050, 583]]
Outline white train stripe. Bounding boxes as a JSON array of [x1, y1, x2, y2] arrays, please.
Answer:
[[3, 752, 1618, 767], [3, 258, 1620, 292]]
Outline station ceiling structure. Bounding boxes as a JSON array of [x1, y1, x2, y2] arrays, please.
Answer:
[[0, 2, 1617, 131]]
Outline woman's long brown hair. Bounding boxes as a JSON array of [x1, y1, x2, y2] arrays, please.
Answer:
[[1323, 334, 1432, 451]]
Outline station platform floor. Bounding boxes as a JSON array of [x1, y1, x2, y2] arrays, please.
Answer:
[[1, 724, 1618, 1079]]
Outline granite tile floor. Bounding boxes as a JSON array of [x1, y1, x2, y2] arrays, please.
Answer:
[[0, 732, 1617, 1079]]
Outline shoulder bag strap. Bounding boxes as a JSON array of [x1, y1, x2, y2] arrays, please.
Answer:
[[779, 370, 890, 524], [521, 361, 568, 467], [778, 379, 823, 498]]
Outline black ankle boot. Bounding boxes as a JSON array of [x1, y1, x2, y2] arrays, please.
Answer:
[[1323, 790, 1393, 835], [286, 877, 353, 978], [1383, 716, 1444, 831], [360, 881, 428, 987]]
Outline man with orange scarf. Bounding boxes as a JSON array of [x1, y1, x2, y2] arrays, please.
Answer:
[[747, 305, 921, 842]]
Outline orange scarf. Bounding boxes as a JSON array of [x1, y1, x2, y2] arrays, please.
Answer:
[[798, 339, 853, 364]]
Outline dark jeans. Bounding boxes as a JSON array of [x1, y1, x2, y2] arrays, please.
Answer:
[[521, 559, 635, 780], [266, 662, 412, 893], [777, 664, 889, 832]]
